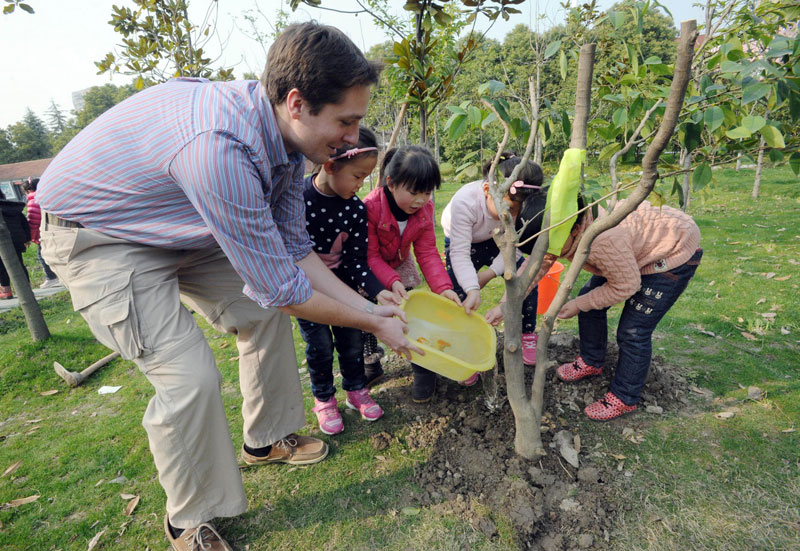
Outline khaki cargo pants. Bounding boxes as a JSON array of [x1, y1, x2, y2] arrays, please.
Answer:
[[41, 224, 306, 529]]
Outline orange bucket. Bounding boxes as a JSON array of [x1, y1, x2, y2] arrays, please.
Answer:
[[537, 261, 564, 314]]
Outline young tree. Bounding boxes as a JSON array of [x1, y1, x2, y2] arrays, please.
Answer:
[[95, 0, 234, 89], [7, 108, 51, 162]]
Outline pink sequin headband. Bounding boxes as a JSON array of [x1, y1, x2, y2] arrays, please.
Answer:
[[330, 146, 378, 161], [508, 180, 541, 194]]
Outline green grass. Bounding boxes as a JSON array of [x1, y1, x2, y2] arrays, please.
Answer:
[[1, 164, 799, 550]]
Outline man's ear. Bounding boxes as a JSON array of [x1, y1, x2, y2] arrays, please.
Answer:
[[285, 88, 305, 121]]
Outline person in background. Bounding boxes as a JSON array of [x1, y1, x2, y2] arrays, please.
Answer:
[[24, 177, 61, 289], [0, 188, 31, 299]]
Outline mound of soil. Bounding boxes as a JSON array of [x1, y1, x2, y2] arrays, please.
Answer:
[[373, 330, 692, 550]]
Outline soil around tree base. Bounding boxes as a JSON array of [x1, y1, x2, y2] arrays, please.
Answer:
[[373, 330, 693, 550]]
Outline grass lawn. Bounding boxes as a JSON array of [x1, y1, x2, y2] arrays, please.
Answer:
[[0, 164, 798, 550]]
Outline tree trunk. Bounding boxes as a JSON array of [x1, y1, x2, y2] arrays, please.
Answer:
[[0, 216, 50, 341], [735, 151, 742, 171], [752, 138, 765, 199], [387, 101, 409, 151], [681, 148, 692, 211]]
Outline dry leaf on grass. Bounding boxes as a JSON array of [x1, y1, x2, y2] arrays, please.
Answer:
[[781, 327, 790, 335], [715, 411, 736, 419], [610, 453, 626, 460], [782, 428, 796, 433], [741, 332, 758, 341], [756, 298, 766, 305], [120, 493, 136, 500], [1, 461, 21, 478], [765, 272, 776, 279], [747, 386, 764, 401], [219, 342, 229, 349], [124, 495, 140, 516], [760, 312, 777, 320], [229, 356, 239, 362], [690, 385, 714, 398], [39, 390, 58, 396], [87, 529, 106, 551], [775, 275, 791, 281], [3, 494, 39, 508]]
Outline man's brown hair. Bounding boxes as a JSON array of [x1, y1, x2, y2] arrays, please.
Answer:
[[262, 22, 382, 115]]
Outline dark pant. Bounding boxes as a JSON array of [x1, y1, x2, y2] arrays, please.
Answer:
[[297, 318, 366, 402], [445, 237, 537, 333], [37, 244, 57, 280], [0, 246, 28, 287], [578, 249, 703, 405]]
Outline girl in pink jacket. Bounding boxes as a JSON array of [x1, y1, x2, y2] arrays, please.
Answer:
[[363, 145, 461, 403]]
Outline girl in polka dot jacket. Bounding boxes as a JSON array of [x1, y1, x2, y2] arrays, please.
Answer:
[[299, 127, 402, 436]]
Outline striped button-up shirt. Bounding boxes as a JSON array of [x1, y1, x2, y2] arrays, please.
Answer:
[[37, 78, 313, 307]]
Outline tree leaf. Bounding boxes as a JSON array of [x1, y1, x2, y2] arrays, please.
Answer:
[[467, 106, 482, 127], [446, 113, 468, 140], [742, 81, 771, 105], [560, 109, 571, 138], [559, 48, 567, 81], [789, 152, 800, 177], [768, 149, 784, 163], [742, 115, 766, 133], [608, 10, 625, 29], [19, 4, 34, 14], [704, 106, 724, 132], [692, 162, 712, 191], [760, 125, 785, 148], [598, 142, 622, 162], [544, 40, 561, 60], [401, 506, 421, 516], [683, 121, 703, 153], [612, 108, 627, 128], [725, 126, 752, 139], [644, 55, 662, 65]]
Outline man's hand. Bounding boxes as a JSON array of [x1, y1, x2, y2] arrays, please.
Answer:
[[372, 316, 423, 360], [485, 304, 504, 326], [462, 289, 481, 315], [391, 281, 409, 300], [440, 289, 462, 307], [557, 300, 580, 319], [373, 303, 407, 323]]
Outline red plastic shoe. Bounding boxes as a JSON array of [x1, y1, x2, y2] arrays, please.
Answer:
[[557, 356, 602, 382], [584, 392, 637, 421]]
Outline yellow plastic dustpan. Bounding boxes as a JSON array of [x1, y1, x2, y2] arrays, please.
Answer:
[[400, 289, 497, 381]]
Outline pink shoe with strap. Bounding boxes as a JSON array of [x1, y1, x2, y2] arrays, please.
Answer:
[[521, 332, 538, 365], [312, 397, 344, 435], [557, 356, 602, 382], [584, 392, 637, 421], [345, 388, 383, 421]]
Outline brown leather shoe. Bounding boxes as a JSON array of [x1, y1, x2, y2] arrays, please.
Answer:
[[164, 514, 232, 551], [241, 434, 329, 466]]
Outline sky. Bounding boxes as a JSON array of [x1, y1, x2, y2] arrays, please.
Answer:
[[0, 0, 705, 129]]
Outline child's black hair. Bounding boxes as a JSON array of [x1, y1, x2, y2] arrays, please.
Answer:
[[379, 145, 441, 194], [483, 152, 544, 204], [313, 126, 379, 175], [24, 178, 39, 193]]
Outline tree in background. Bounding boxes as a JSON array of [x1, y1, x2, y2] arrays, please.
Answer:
[[95, 0, 234, 89], [6, 109, 51, 162]]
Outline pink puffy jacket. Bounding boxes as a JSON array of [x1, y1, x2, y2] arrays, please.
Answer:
[[363, 187, 452, 295]]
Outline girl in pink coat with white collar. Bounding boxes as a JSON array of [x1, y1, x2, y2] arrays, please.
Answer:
[[363, 145, 461, 403]]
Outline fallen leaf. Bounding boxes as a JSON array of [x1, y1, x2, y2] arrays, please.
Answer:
[[610, 453, 626, 460], [25, 426, 40, 435], [229, 356, 239, 362], [95, 479, 105, 487], [747, 386, 763, 401], [108, 476, 127, 484], [301, 358, 307, 366], [760, 312, 777, 320], [764, 272, 776, 279], [1, 461, 21, 478], [375, 455, 386, 461], [3, 494, 39, 508], [219, 342, 229, 349], [120, 493, 136, 500], [781, 327, 790, 335], [87, 529, 106, 551], [782, 428, 796, 433], [775, 275, 791, 281], [715, 411, 736, 419], [789, 259, 799, 266], [708, 280, 715, 286], [26, 419, 42, 424], [401, 506, 420, 516], [690, 385, 714, 397], [737, 317, 745, 323], [777, 227, 786, 232], [39, 390, 58, 396], [573, 434, 581, 454], [741, 332, 758, 341], [756, 298, 766, 305], [124, 495, 140, 516]]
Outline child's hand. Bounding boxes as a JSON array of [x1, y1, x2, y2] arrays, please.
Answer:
[[462, 289, 481, 315], [485, 304, 504, 326], [557, 300, 579, 319], [440, 289, 462, 307], [391, 281, 409, 300], [377, 289, 402, 306]]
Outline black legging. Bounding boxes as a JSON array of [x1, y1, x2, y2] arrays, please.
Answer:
[[0, 247, 29, 287]]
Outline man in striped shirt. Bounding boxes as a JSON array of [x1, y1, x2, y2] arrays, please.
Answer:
[[37, 23, 419, 551]]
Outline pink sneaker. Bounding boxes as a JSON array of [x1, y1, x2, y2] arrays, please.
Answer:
[[521, 332, 538, 365], [312, 397, 343, 435], [459, 372, 480, 386], [345, 388, 383, 421]]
